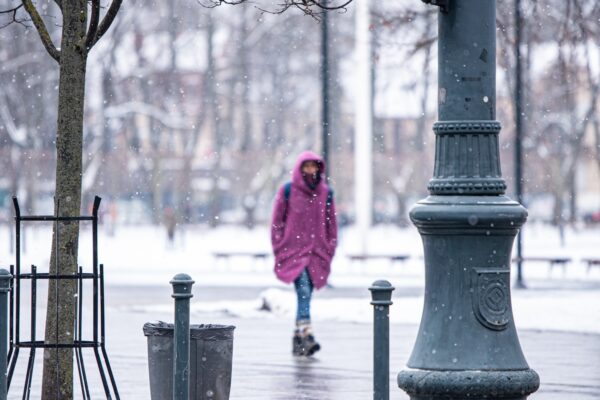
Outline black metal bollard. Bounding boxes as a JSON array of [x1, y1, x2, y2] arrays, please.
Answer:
[[0, 269, 11, 400], [369, 280, 395, 400], [171, 273, 195, 400]]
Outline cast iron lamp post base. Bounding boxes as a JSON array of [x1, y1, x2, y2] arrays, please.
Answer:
[[399, 369, 539, 400], [398, 196, 539, 399]]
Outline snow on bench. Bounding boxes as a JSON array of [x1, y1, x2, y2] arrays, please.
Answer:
[[212, 251, 270, 269], [582, 258, 600, 273], [512, 256, 572, 271]]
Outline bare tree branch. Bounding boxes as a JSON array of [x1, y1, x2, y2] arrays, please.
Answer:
[[88, 0, 122, 48], [85, 0, 100, 49], [0, 4, 23, 16], [20, 0, 60, 62], [105, 101, 194, 130], [296, 0, 353, 11], [199, 0, 353, 18], [199, 0, 246, 7], [0, 3, 27, 28]]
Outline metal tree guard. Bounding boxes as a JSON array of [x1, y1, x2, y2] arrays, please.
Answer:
[[7, 196, 120, 399], [0, 269, 11, 400]]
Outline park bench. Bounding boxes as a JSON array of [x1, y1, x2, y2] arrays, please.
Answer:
[[213, 251, 271, 269], [582, 258, 600, 273], [512, 256, 572, 272], [347, 254, 411, 268]]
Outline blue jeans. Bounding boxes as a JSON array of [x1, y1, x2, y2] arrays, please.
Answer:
[[294, 269, 314, 322]]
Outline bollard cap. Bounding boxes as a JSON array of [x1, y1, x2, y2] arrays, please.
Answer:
[[369, 280, 394, 306], [170, 273, 195, 299]]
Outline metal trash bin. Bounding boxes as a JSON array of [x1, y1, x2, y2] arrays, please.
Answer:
[[143, 321, 235, 400]]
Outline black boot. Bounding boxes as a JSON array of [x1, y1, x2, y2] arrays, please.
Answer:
[[292, 331, 304, 356], [294, 324, 320, 357], [301, 330, 321, 356]]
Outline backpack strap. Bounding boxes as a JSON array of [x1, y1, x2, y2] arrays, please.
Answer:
[[284, 181, 292, 201], [326, 187, 334, 215], [281, 182, 292, 223]]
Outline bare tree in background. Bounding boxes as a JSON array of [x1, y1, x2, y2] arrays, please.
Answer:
[[366, 0, 600, 226], [202, 0, 353, 18], [498, 0, 600, 224], [0, 15, 58, 244], [371, 4, 437, 225]]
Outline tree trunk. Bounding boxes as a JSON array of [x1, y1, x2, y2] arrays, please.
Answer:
[[552, 190, 564, 226], [239, 4, 252, 153], [152, 155, 163, 224], [551, 160, 565, 226], [395, 191, 408, 227], [594, 117, 600, 176], [41, 1, 87, 398], [205, 13, 222, 227], [180, 156, 193, 223], [568, 166, 577, 224]]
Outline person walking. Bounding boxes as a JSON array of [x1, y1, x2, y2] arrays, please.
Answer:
[[164, 206, 177, 247], [270, 151, 338, 356]]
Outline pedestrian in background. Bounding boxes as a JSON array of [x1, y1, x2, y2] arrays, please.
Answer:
[[270, 151, 338, 356], [164, 206, 176, 247]]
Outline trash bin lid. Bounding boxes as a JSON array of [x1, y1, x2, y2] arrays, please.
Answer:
[[143, 321, 235, 340]]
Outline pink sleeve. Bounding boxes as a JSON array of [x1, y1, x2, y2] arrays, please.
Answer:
[[271, 186, 287, 251]]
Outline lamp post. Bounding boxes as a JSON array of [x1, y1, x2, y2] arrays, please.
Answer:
[[397, 1, 539, 399], [321, 1, 330, 170], [514, 0, 526, 289], [355, 0, 373, 253]]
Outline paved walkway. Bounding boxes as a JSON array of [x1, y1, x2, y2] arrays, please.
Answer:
[[6, 285, 600, 399]]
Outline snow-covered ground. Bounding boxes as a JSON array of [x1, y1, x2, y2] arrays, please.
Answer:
[[0, 222, 599, 334]]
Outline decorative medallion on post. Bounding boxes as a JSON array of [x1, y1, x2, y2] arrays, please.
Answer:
[[397, 1, 540, 399]]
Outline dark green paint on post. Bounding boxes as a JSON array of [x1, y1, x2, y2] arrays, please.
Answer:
[[171, 273, 195, 400], [370, 280, 394, 400], [398, 1, 539, 399]]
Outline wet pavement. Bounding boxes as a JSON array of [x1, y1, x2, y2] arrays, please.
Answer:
[[6, 284, 600, 399]]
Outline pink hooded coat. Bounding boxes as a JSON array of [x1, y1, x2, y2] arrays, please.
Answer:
[[270, 151, 338, 289]]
